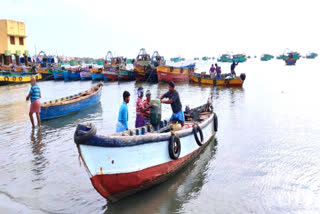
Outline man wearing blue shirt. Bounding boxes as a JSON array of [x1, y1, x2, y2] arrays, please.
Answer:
[[116, 91, 130, 132], [26, 78, 41, 128]]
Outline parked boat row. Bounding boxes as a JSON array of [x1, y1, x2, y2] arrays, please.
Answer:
[[0, 72, 42, 85]]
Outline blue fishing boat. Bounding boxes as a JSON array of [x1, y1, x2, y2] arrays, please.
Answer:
[[182, 63, 196, 68], [40, 83, 103, 120], [53, 69, 64, 80], [64, 69, 81, 81], [91, 68, 104, 81]]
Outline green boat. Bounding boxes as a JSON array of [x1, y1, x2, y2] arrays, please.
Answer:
[[261, 54, 274, 61], [306, 52, 318, 59], [232, 54, 246, 63], [202, 56, 208, 61], [218, 54, 233, 62]]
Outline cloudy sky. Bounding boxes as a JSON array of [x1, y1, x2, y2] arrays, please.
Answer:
[[2, 0, 319, 58]]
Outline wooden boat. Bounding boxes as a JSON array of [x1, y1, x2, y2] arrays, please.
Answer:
[[218, 54, 233, 62], [0, 72, 42, 85], [118, 69, 136, 81], [37, 67, 54, 80], [80, 68, 92, 80], [53, 69, 64, 80], [40, 83, 103, 120], [232, 54, 247, 63], [157, 65, 193, 82], [306, 52, 318, 59], [261, 54, 274, 61], [74, 104, 218, 202], [64, 69, 81, 81], [103, 67, 119, 82], [191, 73, 246, 87], [91, 68, 104, 81], [285, 59, 296, 66], [134, 48, 151, 81]]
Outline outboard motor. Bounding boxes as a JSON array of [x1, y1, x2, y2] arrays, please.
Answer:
[[240, 73, 246, 81]]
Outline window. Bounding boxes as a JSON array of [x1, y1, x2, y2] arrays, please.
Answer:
[[10, 36, 15, 45], [19, 37, 24, 45]]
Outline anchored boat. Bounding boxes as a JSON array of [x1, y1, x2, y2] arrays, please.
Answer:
[[74, 104, 218, 202], [191, 73, 246, 87], [157, 65, 194, 82], [40, 83, 103, 120], [0, 72, 42, 85]]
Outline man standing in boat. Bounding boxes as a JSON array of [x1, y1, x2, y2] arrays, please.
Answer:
[[26, 77, 41, 128], [160, 81, 184, 126], [116, 91, 130, 132], [231, 61, 239, 77], [215, 63, 221, 79], [209, 64, 216, 79], [143, 90, 154, 124], [135, 87, 146, 128]]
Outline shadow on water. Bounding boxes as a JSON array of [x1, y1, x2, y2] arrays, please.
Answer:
[[30, 128, 47, 183], [41, 103, 103, 130], [103, 138, 218, 214]]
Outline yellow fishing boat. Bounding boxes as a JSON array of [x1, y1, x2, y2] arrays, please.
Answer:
[[191, 73, 246, 87], [0, 73, 42, 85], [157, 65, 194, 82]]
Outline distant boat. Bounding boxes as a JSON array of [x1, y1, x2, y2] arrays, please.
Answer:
[[40, 83, 103, 120], [232, 54, 246, 63], [285, 59, 296, 66], [202, 56, 208, 61], [36, 67, 54, 80], [103, 68, 118, 82], [118, 69, 136, 81], [0, 72, 42, 85], [80, 68, 92, 80], [261, 54, 274, 61], [64, 69, 81, 81], [53, 69, 64, 80], [218, 54, 233, 62], [191, 73, 246, 87], [306, 52, 318, 59], [91, 68, 104, 81], [170, 57, 182, 62]]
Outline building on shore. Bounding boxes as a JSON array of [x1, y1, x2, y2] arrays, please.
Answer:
[[0, 19, 29, 65]]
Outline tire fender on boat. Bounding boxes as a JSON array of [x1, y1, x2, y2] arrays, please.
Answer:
[[193, 124, 203, 146], [13, 76, 16, 81], [168, 134, 181, 160], [4, 76, 9, 81], [19, 77, 22, 81], [74, 123, 97, 144], [213, 113, 218, 132]]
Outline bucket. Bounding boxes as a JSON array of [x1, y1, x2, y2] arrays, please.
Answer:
[[150, 99, 161, 126]]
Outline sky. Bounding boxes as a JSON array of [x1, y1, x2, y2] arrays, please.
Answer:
[[1, 0, 320, 59]]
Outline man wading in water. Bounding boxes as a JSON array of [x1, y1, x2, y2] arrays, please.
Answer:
[[26, 77, 41, 128], [160, 81, 185, 126]]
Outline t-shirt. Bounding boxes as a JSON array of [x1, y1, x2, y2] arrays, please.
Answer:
[[143, 99, 151, 119], [163, 90, 182, 113], [118, 102, 128, 129], [136, 97, 144, 117], [231, 63, 237, 71], [29, 84, 40, 103], [210, 66, 216, 73]]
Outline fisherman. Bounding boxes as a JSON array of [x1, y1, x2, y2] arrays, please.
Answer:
[[26, 77, 41, 128], [116, 91, 130, 132], [209, 64, 216, 79], [143, 90, 154, 124], [215, 63, 221, 79], [160, 81, 184, 126], [231, 61, 239, 77], [135, 87, 146, 128]]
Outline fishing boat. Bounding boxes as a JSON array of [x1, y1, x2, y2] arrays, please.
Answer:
[[91, 68, 104, 81], [306, 52, 318, 59], [232, 54, 247, 63], [191, 73, 246, 87], [118, 69, 136, 81], [53, 69, 65, 80], [285, 59, 296, 66], [202, 56, 208, 61], [261, 54, 274, 61], [40, 83, 103, 120], [276, 54, 287, 60], [0, 72, 42, 85], [103, 67, 119, 82], [80, 68, 92, 80], [170, 57, 182, 62], [74, 103, 218, 202], [37, 67, 54, 80], [218, 54, 233, 62], [157, 65, 193, 82], [134, 48, 151, 81], [64, 68, 81, 81]]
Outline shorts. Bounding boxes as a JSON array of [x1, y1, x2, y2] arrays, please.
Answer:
[[170, 109, 185, 124], [116, 121, 126, 133], [30, 99, 41, 113]]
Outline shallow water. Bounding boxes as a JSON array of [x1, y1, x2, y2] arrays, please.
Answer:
[[1, 58, 320, 213]]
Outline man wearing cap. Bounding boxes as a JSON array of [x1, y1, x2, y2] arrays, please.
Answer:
[[136, 87, 146, 128], [160, 81, 184, 126]]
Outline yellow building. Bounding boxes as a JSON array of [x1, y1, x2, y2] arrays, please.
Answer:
[[0, 19, 28, 65]]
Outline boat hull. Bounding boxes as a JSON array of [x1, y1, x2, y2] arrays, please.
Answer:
[[80, 71, 92, 80], [119, 70, 136, 81], [77, 113, 215, 202], [53, 71, 64, 80], [91, 73, 104, 81], [157, 66, 191, 82], [0, 73, 42, 85], [191, 73, 244, 87], [103, 71, 118, 82], [64, 71, 81, 81], [40, 88, 102, 120]]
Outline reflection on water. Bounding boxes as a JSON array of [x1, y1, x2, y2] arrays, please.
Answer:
[[104, 139, 218, 214]]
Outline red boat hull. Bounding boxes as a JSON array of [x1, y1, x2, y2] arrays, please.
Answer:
[[157, 71, 189, 82], [90, 138, 211, 202]]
